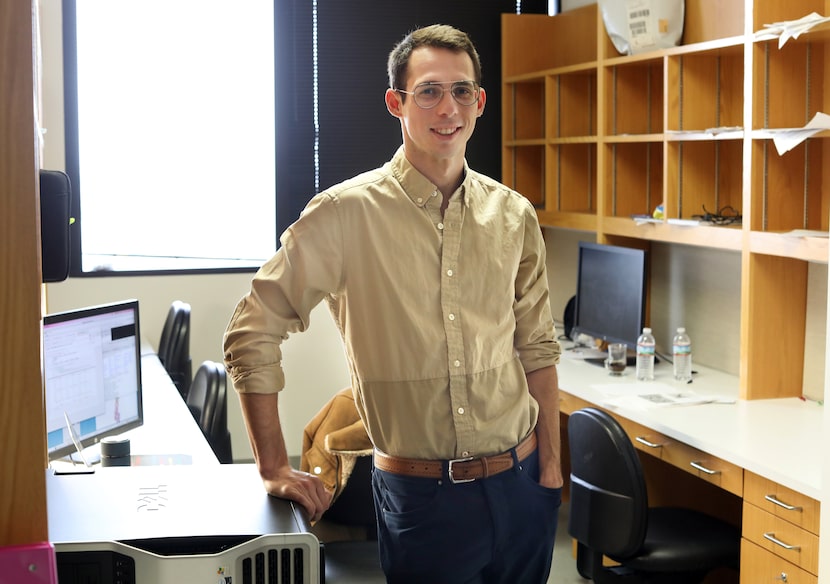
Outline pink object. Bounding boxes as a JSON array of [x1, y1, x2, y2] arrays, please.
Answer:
[[0, 542, 58, 583]]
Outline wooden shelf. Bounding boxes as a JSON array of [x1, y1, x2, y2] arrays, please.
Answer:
[[501, 0, 830, 402]]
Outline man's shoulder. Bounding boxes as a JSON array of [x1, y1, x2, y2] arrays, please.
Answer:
[[467, 170, 536, 212], [321, 163, 393, 201]]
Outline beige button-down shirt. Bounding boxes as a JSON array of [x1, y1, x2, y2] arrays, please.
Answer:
[[224, 147, 560, 460]]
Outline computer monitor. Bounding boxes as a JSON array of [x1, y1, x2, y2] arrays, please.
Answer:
[[571, 242, 647, 351], [43, 299, 143, 462]]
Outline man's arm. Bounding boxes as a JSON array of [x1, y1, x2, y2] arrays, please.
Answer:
[[239, 392, 332, 522], [526, 364, 564, 489]]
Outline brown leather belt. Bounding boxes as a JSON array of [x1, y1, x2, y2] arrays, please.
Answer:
[[373, 433, 537, 483]]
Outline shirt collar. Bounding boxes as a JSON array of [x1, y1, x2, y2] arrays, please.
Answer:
[[391, 146, 472, 208]]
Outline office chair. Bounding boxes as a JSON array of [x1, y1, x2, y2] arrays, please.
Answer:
[[320, 454, 385, 584], [567, 407, 740, 584], [158, 300, 192, 399], [186, 360, 233, 464]]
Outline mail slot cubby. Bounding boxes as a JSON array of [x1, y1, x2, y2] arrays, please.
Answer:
[[603, 142, 663, 218], [665, 139, 743, 221], [504, 145, 545, 208], [752, 40, 825, 130], [604, 59, 663, 137], [504, 78, 545, 142], [666, 46, 744, 132], [749, 139, 827, 233], [547, 143, 597, 214], [548, 70, 597, 139]]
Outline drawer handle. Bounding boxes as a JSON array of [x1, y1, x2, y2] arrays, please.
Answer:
[[635, 436, 663, 449], [690, 461, 720, 475], [763, 532, 801, 551], [765, 494, 803, 512], [775, 573, 788, 583]]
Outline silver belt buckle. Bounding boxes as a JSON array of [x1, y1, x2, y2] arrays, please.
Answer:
[[448, 456, 475, 484]]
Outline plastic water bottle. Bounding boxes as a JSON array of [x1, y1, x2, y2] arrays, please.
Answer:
[[636, 327, 655, 381], [672, 327, 693, 382]]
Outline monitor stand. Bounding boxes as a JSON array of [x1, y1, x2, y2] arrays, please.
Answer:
[[68, 442, 102, 466]]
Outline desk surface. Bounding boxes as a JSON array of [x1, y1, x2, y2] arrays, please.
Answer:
[[48, 463, 306, 543], [558, 346, 823, 500], [127, 351, 220, 465]]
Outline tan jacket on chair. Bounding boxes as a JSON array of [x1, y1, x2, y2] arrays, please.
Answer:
[[301, 388, 373, 501]]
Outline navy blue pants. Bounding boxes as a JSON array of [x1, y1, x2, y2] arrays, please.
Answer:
[[371, 448, 562, 584]]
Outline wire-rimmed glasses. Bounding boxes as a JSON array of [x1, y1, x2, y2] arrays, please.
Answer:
[[395, 80, 481, 109]]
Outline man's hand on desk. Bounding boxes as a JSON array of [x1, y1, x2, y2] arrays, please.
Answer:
[[261, 466, 333, 523]]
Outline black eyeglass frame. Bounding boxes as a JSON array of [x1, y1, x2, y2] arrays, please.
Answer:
[[395, 80, 481, 109]]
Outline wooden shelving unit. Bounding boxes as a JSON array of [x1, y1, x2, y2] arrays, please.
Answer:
[[502, 0, 830, 401]]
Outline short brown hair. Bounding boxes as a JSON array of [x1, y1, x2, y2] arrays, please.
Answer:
[[387, 24, 482, 91]]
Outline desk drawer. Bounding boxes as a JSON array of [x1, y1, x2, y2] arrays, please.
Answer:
[[741, 539, 817, 584], [615, 416, 667, 458], [743, 503, 819, 574], [660, 439, 743, 496], [744, 471, 820, 535]]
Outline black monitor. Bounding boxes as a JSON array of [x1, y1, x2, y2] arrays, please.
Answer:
[[43, 299, 143, 462], [571, 242, 647, 351]]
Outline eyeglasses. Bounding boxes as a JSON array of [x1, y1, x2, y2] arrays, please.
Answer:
[[395, 80, 480, 109]]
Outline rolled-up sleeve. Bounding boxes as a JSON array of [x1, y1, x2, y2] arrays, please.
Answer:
[[513, 204, 561, 373], [223, 193, 344, 394]]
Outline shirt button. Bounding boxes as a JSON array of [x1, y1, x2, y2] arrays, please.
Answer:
[[448, 313, 455, 321], [416, 197, 423, 204], [457, 407, 465, 415], [437, 222, 444, 230], [454, 360, 461, 367], [461, 451, 469, 457], [446, 269, 453, 277]]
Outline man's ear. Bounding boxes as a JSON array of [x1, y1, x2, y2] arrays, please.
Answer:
[[476, 86, 487, 118], [385, 88, 403, 118]]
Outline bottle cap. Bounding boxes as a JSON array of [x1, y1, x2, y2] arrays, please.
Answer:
[[643, 327, 651, 333], [678, 327, 685, 332]]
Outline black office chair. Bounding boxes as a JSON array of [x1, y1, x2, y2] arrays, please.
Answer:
[[320, 454, 385, 584], [158, 300, 192, 399], [567, 407, 740, 584], [186, 360, 233, 464]]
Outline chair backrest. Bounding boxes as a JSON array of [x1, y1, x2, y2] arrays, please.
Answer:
[[323, 454, 377, 538], [567, 407, 648, 560], [158, 300, 192, 398], [187, 360, 233, 463]]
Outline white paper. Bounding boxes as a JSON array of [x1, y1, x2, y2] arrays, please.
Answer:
[[757, 12, 830, 48], [592, 382, 732, 410], [771, 112, 830, 155]]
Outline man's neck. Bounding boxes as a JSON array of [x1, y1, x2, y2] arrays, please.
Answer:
[[405, 151, 465, 204]]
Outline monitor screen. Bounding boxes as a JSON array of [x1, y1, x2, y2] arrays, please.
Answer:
[[571, 242, 647, 350], [43, 299, 143, 462]]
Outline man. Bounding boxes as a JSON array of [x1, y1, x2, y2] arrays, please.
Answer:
[[224, 24, 563, 583]]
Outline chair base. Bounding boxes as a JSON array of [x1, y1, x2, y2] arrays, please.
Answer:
[[576, 543, 728, 584]]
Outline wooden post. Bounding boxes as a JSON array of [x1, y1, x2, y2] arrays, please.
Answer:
[[0, 0, 49, 545]]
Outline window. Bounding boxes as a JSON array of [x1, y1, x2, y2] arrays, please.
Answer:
[[63, 0, 547, 275], [63, 0, 276, 273]]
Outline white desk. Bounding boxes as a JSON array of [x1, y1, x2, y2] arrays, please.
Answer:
[[557, 347, 824, 582], [557, 347, 822, 500], [125, 351, 220, 465]]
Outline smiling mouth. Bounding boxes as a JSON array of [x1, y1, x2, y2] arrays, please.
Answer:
[[433, 127, 460, 136]]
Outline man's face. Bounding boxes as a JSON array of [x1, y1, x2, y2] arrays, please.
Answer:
[[386, 46, 486, 168]]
